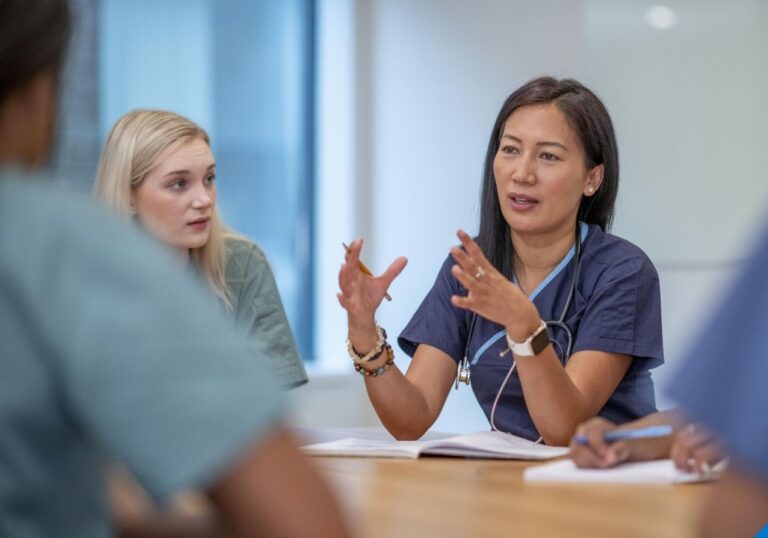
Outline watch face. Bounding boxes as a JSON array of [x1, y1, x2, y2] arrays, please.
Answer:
[[531, 327, 551, 355]]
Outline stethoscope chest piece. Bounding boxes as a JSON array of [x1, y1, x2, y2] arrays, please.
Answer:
[[456, 361, 471, 388]]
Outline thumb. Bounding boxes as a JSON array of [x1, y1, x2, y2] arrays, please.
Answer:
[[606, 442, 631, 466], [380, 256, 408, 288]]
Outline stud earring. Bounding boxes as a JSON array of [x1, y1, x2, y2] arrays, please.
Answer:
[[129, 206, 136, 216]]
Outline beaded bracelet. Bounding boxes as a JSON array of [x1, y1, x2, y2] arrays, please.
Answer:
[[354, 344, 395, 377], [347, 324, 388, 364]]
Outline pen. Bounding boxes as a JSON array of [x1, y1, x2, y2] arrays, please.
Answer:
[[572, 425, 674, 445], [342, 242, 392, 301]]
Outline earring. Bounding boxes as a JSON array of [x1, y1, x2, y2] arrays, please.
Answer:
[[587, 186, 595, 194], [129, 206, 136, 216]]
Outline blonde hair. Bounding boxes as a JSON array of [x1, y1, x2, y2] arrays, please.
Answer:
[[94, 109, 235, 308]]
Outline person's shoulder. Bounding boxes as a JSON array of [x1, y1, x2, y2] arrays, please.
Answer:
[[0, 174, 150, 258], [583, 225, 657, 275], [225, 236, 269, 269], [224, 236, 273, 299]]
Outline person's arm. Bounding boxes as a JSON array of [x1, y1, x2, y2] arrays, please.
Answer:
[[340, 238, 455, 440], [695, 466, 768, 538], [232, 241, 308, 389], [208, 427, 351, 538], [110, 466, 225, 538], [449, 230, 633, 446]]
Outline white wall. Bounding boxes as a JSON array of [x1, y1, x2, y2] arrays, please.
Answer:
[[301, 0, 768, 432]]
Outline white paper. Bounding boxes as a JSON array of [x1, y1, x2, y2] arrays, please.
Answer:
[[523, 458, 727, 484], [302, 430, 569, 460]]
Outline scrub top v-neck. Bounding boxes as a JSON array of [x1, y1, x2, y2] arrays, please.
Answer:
[[398, 223, 664, 441]]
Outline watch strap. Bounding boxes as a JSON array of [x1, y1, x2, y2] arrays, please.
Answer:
[[505, 320, 550, 357]]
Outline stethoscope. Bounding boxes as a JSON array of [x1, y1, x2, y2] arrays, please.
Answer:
[[455, 224, 584, 389]]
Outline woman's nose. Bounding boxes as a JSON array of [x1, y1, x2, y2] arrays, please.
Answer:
[[512, 154, 536, 184], [191, 187, 212, 209]]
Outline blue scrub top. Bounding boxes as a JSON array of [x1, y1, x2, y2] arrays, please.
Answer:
[[399, 223, 664, 441]]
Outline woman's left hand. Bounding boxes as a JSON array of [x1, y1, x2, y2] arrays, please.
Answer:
[[449, 229, 540, 341], [670, 423, 726, 474]]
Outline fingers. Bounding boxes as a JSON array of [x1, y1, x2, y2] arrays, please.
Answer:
[[569, 418, 620, 468], [671, 424, 725, 473], [452, 230, 492, 277], [381, 256, 408, 289], [456, 229, 490, 268]]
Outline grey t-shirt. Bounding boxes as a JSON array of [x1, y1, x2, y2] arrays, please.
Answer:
[[225, 238, 308, 388], [0, 175, 283, 537]]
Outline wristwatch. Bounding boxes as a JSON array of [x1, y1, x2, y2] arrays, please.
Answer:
[[505, 320, 550, 357]]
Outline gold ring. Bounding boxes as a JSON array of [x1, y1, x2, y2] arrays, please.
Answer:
[[474, 267, 485, 279]]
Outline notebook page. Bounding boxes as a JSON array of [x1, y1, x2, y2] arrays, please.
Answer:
[[524, 458, 726, 484]]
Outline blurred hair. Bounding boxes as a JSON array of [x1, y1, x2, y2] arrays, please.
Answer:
[[94, 109, 238, 308], [0, 0, 71, 103], [477, 76, 619, 278]]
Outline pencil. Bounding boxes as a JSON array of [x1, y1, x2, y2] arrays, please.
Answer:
[[572, 425, 674, 445], [342, 242, 392, 301]]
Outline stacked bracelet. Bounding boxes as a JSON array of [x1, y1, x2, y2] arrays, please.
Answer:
[[354, 344, 395, 377], [347, 324, 388, 364]]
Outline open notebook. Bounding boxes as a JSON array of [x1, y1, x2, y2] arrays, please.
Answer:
[[302, 430, 569, 460], [524, 458, 727, 484]]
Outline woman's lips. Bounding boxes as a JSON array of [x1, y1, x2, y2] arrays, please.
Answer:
[[187, 217, 210, 229], [508, 193, 539, 212]]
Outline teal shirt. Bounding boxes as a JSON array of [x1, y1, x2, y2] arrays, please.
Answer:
[[0, 175, 283, 537], [224, 239, 308, 388]]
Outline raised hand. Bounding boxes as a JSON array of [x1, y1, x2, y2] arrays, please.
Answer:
[[337, 238, 407, 335], [449, 229, 540, 341]]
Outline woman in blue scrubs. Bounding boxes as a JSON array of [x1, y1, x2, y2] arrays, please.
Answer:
[[339, 77, 663, 445]]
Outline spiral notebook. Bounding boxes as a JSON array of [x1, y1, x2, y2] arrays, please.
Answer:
[[302, 430, 569, 460]]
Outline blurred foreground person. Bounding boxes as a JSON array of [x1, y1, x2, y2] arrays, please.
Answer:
[[667, 221, 768, 537], [0, 1, 349, 536]]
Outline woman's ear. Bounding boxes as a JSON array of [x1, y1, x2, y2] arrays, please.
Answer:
[[584, 164, 604, 197]]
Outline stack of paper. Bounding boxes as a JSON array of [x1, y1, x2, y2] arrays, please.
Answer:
[[302, 430, 569, 460], [524, 458, 726, 484]]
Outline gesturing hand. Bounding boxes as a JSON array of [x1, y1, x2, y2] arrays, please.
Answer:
[[449, 229, 540, 341], [337, 238, 407, 332]]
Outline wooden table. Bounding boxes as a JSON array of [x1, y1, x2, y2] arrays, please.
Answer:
[[314, 456, 711, 538]]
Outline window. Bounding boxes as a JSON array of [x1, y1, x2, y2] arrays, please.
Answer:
[[54, 0, 315, 360]]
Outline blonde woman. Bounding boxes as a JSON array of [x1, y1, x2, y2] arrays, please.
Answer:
[[94, 109, 309, 534], [95, 109, 307, 388]]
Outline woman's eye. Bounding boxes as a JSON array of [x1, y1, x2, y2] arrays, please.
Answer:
[[169, 179, 187, 190], [501, 145, 519, 155], [204, 174, 216, 186], [540, 152, 559, 161]]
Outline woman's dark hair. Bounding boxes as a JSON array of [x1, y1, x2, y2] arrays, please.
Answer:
[[476, 76, 619, 278], [0, 0, 72, 103]]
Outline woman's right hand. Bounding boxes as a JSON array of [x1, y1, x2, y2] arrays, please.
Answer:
[[337, 238, 407, 337], [569, 417, 628, 468]]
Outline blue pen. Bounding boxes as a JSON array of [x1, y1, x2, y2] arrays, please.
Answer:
[[572, 425, 674, 445]]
